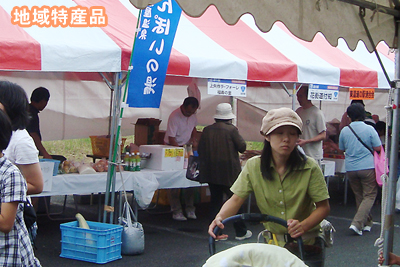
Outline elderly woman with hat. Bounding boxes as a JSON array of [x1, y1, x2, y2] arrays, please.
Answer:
[[208, 107, 330, 247], [198, 103, 251, 240]]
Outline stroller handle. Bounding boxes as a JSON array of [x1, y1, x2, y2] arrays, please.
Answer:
[[208, 213, 305, 260]]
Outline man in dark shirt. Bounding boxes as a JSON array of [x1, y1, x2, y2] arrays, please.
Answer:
[[27, 87, 52, 159], [27, 87, 66, 162]]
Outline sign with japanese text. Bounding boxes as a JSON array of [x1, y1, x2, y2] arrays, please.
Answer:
[[164, 148, 183, 157], [308, 84, 339, 102], [349, 88, 375, 100], [207, 79, 247, 97], [126, 0, 182, 108], [11, 5, 107, 27]]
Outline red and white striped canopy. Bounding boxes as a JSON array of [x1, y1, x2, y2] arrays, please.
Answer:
[[0, 0, 395, 88]]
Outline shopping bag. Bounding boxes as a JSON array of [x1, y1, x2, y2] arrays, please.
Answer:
[[186, 155, 200, 181], [374, 146, 388, 187], [118, 202, 145, 255], [132, 174, 159, 209]]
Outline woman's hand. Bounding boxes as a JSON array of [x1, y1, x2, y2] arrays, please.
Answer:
[[287, 219, 304, 239], [208, 216, 228, 240], [208, 194, 245, 240], [379, 251, 400, 265]]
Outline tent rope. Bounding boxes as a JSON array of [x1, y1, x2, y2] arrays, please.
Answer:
[[359, 7, 392, 87]]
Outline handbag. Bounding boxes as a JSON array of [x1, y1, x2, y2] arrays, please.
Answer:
[[117, 165, 145, 255], [348, 125, 387, 186], [118, 202, 145, 255], [23, 199, 38, 248], [186, 155, 200, 181], [374, 146, 388, 186]]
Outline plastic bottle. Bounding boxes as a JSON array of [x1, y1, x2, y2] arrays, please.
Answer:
[[183, 144, 193, 169], [129, 153, 135, 171], [183, 145, 189, 169], [135, 152, 141, 171], [123, 152, 130, 171]]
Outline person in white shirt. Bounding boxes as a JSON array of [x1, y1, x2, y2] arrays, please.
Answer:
[[164, 97, 199, 221], [296, 85, 327, 165], [0, 81, 43, 195]]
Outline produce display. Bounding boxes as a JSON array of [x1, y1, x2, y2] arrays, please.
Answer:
[[61, 159, 109, 174]]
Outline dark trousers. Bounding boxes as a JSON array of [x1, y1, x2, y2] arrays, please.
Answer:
[[208, 183, 247, 237]]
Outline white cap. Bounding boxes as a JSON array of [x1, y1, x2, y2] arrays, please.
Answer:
[[214, 103, 236, 120]]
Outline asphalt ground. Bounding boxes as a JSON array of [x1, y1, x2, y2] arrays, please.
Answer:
[[32, 175, 400, 267]]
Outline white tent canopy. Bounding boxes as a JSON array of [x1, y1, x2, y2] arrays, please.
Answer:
[[129, 0, 397, 53], [0, 0, 395, 141]]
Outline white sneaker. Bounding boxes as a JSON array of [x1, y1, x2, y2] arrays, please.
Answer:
[[349, 225, 362, 236], [363, 225, 372, 232], [235, 230, 252, 240], [186, 211, 197, 220], [172, 213, 187, 221]]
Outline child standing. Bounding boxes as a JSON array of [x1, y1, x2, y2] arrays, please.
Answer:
[[0, 109, 41, 266]]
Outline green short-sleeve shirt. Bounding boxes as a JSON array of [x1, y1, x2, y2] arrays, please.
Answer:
[[231, 155, 329, 236]]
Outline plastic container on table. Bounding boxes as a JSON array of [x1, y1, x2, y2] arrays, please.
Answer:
[[39, 158, 61, 176]]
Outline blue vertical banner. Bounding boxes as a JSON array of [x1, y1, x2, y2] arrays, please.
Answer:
[[126, 0, 182, 108]]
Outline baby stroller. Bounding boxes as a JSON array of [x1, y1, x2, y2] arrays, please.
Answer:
[[206, 213, 325, 267]]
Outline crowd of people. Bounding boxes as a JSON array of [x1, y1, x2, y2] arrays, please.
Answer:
[[0, 79, 394, 266], [161, 84, 394, 266]]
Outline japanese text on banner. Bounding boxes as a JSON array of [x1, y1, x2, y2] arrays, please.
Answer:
[[349, 88, 375, 100], [308, 84, 339, 102], [11, 5, 107, 27], [207, 79, 247, 97], [126, 0, 182, 108]]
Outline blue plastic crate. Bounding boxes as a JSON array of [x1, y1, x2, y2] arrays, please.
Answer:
[[60, 221, 123, 264], [39, 159, 60, 176]]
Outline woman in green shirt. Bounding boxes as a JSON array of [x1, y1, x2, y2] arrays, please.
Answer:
[[208, 107, 330, 246]]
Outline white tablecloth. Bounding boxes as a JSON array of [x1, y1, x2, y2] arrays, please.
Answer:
[[36, 169, 200, 197], [321, 160, 335, 176], [323, 158, 346, 173]]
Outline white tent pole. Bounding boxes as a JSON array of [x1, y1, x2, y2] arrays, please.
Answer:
[[382, 44, 400, 264], [103, 72, 122, 223], [292, 83, 296, 110], [231, 96, 237, 126]]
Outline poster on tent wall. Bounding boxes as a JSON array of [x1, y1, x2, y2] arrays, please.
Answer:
[[349, 88, 375, 100], [127, 0, 182, 108], [308, 84, 339, 101], [207, 79, 247, 97]]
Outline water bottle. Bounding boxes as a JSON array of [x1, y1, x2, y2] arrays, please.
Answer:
[[135, 152, 141, 171], [123, 152, 130, 171]]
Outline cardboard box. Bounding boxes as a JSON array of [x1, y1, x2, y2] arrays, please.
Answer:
[[133, 118, 162, 146], [151, 189, 170, 205], [139, 145, 184, 171], [155, 130, 166, 145]]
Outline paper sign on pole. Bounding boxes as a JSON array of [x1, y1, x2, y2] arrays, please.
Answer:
[[349, 88, 375, 100], [127, 0, 182, 108], [207, 79, 246, 97], [39, 162, 53, 191], [308, 84, 339, 101]]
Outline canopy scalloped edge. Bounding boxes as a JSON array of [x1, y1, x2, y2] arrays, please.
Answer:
[[129, 0, 396, 52]]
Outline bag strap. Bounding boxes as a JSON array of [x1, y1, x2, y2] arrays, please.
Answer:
[[348, 125, 374, 155], [118, 164, 138, 223]]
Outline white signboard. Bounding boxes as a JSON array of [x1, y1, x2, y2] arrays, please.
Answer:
[[308, 84, 339, 101], [39, 162, 53, 191], [208, 79, 246, 97]]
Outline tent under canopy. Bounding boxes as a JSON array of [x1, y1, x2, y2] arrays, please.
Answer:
[[0, 0, 395, 142], [0, 0, 395, 87], [129, 0, 398, 53]]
